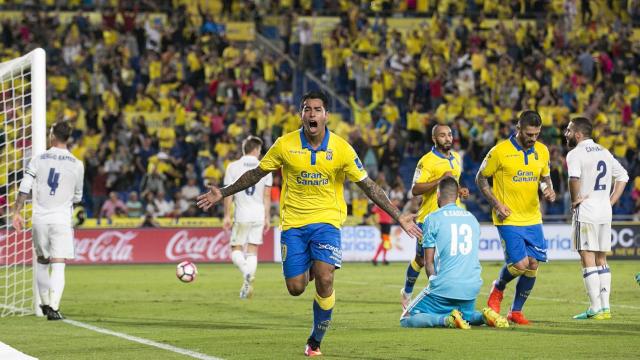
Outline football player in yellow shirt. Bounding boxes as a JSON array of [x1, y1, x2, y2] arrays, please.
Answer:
[[476, 110, 556, 325], [401, 124, 468, 310], [197, 91, 421, 357]]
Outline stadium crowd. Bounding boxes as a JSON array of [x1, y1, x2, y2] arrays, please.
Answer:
[[0, 0, 638, 224]]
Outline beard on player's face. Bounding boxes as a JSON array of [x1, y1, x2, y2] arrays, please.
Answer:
[[518, 133, 536, 149], [436, 139, 452, 152]]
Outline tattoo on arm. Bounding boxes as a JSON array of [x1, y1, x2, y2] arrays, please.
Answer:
[[220, 168, 269, 198], [14, 193, 27, 214], [541, 175, 553, 188], [476, 173, 499, 208], [356, 177, 401, 221]]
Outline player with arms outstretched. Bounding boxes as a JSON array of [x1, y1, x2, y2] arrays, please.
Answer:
[[400, 177, 508, 329], [401, 124, 468, 310], [476, 110, 555, 325], [12, 121, 84, 320], [564, 117, 628, 320], [223, 135, 273, 299], [197, 91, 421, 356]]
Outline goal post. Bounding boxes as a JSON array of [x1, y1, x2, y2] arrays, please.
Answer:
[[0, 48, 46, 317]]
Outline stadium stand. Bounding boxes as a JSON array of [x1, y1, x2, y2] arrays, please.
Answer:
[[0, 0, 638, 227]]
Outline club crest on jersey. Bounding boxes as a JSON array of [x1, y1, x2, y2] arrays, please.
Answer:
[[326, 149, 333, 160], [533, 151, 539, 160]]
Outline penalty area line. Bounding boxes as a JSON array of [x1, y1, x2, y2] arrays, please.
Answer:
[[63, 319, 224, 360]]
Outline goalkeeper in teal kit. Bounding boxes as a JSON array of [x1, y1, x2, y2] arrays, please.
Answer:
[[400, 177, 509, 329]]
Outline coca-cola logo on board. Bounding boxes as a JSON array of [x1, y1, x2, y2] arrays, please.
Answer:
[[165, 230, 230, 261], [75, 231, 135, 262]]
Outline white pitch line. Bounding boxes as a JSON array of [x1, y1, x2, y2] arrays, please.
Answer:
[[341, 280, 640, 310], [0, 341, 38, 360], [63, 319, 223, 360]]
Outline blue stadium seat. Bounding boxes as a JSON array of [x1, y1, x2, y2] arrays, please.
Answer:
[[545, 202, 565, 216], [261, 25, 279, 39], [118, 191, 129, 203], [399, 155, 420, 188]]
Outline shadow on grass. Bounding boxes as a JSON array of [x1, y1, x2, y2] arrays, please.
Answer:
[[331, 354, 425, 360], [67, 300, 315, 330], [328, 344, 441, 360], [340, 298, 399, 306], [67, 305, 314, 332], [85, 317, 280, 331]]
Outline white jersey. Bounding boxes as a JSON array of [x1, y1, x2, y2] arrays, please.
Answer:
[[224, 155, 273, 223], [18, 147, 84, 226], [566, 139, 629, 224]]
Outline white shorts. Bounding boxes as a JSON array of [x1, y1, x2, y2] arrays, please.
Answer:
[[32, 223, 75, 259], [230, 222, 264, 247], [571, 221, 611, 252]]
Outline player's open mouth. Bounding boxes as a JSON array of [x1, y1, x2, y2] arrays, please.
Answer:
[[309, 120, 318, 129]]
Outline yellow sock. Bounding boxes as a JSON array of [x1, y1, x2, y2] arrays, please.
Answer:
[[507, 264, 526, 277], [315, 290, 335, 310], [410, 259, 422, 272], [524, 268, 537, 278]]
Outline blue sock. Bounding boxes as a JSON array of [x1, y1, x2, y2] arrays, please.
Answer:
[[495, 264, 517, 291], [512, 272, 536, 311], [310, 291, 334, 344], [404, 259, 422, 294], [400, 313, 446, 328], [468, 311, 485, 326]]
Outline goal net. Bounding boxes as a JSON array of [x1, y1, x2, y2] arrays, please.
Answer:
[[0, 48, 46, 316]]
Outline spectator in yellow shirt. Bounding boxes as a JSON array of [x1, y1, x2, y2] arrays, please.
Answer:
[[407, 103, 426, 143], [349, 94, 379, 129], [157, 118, 176, 151], [202, 157, 223, 187], [214, 133, 235, 160], [382, 98, 400, 126]]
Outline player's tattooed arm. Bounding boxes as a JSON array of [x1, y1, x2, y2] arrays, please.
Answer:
[[476, 172, 511, 221], [357, 177, 423, 239], [13, 192, 27, 214], [356, 177, 401, 220], [475, 173, 499, 208], [220, 167, 270, 198], [540, 175, 553, 189], [11, 192, 28, 231], [540, 175, 556, 202]]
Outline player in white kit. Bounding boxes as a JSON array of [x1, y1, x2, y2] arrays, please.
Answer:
[[12, 122, 84, 320], [564, 117, 628, 320], [223, 135, 272, 299]]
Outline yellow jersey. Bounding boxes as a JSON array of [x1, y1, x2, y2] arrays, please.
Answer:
[[413, 148, 463, 223], [259, 129, 368, 230], [479, 136, 550, 226]]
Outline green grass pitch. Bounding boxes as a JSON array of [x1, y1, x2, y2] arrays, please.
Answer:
[[1, 261, 639, 359]]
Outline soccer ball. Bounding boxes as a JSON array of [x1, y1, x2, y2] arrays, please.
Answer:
[[176, 261, 198, 283]]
